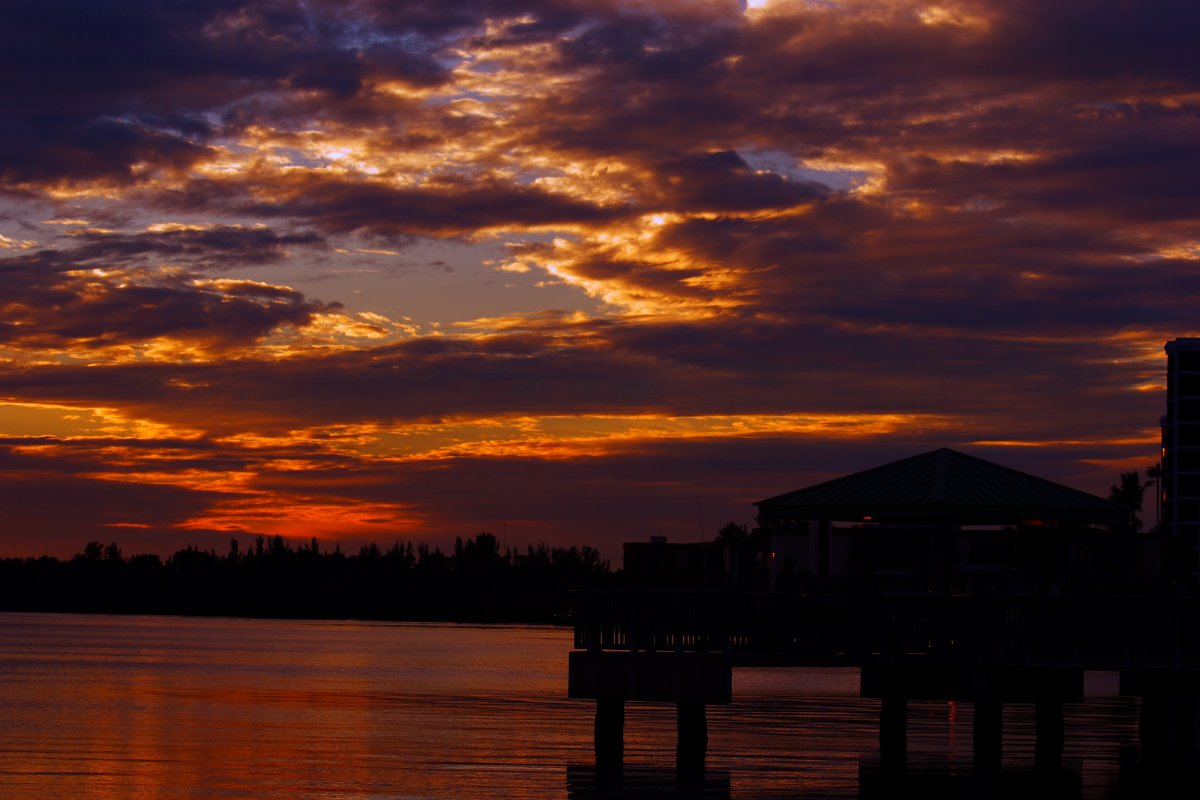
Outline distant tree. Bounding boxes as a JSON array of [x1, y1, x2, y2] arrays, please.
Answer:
[[716, 521, 762, 589], [1146, 462, 1163, 532], [3, 534, 617, 623], [385, 541, 416, 572], [454, 532, 502, 567], [716, 522, 748, 545], [1109, 470, 1149, 532], [77, 541, 104, 561]]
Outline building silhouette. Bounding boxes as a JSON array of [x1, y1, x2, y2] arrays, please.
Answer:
[[1162, 337, 1200, 586], [754, 447, 1131, 595]]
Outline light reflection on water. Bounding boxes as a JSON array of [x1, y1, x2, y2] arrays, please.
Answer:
[[0, 612, 1178, 799]]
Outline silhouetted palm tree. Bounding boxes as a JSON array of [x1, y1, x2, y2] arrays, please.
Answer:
[[1109, 470, 1149, 532], [1146, 462, 1162, 532]]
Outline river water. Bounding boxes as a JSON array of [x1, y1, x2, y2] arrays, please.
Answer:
[[0, 612, 1184, 798]]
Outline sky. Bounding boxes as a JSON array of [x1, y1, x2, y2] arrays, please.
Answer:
[[0, 0, 1195, 559]]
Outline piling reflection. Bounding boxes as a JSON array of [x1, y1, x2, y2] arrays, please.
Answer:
[[567, 765, 732, 800], [569, 761, 1094, 800], [1116, 744, 1200, 798], [568, 756, 1200, 800], [567, 763, 1088, 800], [858, 760, 1082, 800]]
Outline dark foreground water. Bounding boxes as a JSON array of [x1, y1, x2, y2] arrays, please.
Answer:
[[0, 612, 1187, 798]]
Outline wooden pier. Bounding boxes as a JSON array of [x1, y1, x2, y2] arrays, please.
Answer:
[[567, 590, 1200, 772]]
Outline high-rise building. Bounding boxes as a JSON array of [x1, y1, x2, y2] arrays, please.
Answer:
[[1162, 338, 1200, 585]]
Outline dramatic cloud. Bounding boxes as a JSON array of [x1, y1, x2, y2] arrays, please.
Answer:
[[0, 254, 333, 357], [48, 225, 326, 268], [0, 0, 1192, 557]]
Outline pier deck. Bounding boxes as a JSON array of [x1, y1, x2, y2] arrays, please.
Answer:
[[568, 591, 1200, 771]]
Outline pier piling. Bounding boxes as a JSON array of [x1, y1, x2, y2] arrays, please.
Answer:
[[879, 697, 907, 770], [594, 699, 625, 771], [973, 700, 1003, 773], [1035, 700, 1065, 770], [676, 702, 708, 774]]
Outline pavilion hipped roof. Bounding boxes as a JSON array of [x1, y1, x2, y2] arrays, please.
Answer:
[[755, 448, 1130, 526]]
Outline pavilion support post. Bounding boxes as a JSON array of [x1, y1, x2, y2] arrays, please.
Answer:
[[1138, 695, 1200, 761], [676, 702, 707, 776], [1035, 699, 1065, 770], [1165, 697, 1200, 758], [817, 520, 830, 593], [973, 699, 1003, 773], [1139, 695, 1168, 762], [879, 696, 907, 771], [933, 522, 954, 595], [595, 698, 625, 772]]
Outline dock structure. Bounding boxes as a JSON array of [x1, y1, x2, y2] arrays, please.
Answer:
[[568, 590, 1200, 772], [569, 448, 1200, 774]]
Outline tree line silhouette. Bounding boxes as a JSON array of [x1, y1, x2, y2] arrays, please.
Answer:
[[0, 463, 1164, 623], [0, 533, 615, 623]]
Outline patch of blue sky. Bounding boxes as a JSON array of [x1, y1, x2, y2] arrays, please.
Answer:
[[337, 26, 443, 55], [271, 148, 330, 169], [507, 167, 564, 187], [267, 234, 602, 329], [739, 149, 871, 192], [423, 88, 498, 106]]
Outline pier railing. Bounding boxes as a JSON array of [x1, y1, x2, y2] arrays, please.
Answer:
[[572, 591, 1200, 670]]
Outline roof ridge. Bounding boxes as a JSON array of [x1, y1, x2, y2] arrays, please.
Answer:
[[932, 448, 950, 503], [755, 448, 940, 506], [755, 447, 1130, 525], [944, 447, 1120, 504]]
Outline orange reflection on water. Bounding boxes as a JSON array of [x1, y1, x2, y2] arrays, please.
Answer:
[[0, 615, 588, 799]]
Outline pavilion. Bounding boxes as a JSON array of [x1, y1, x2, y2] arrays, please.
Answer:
[[754, 448, 1133, 594], [570, 449, 1183, 776]]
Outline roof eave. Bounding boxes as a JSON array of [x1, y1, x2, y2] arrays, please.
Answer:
[[755, 501, 1130, 527]]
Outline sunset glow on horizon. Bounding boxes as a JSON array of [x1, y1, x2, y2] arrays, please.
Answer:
[[1, 0, 1195, 557]]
